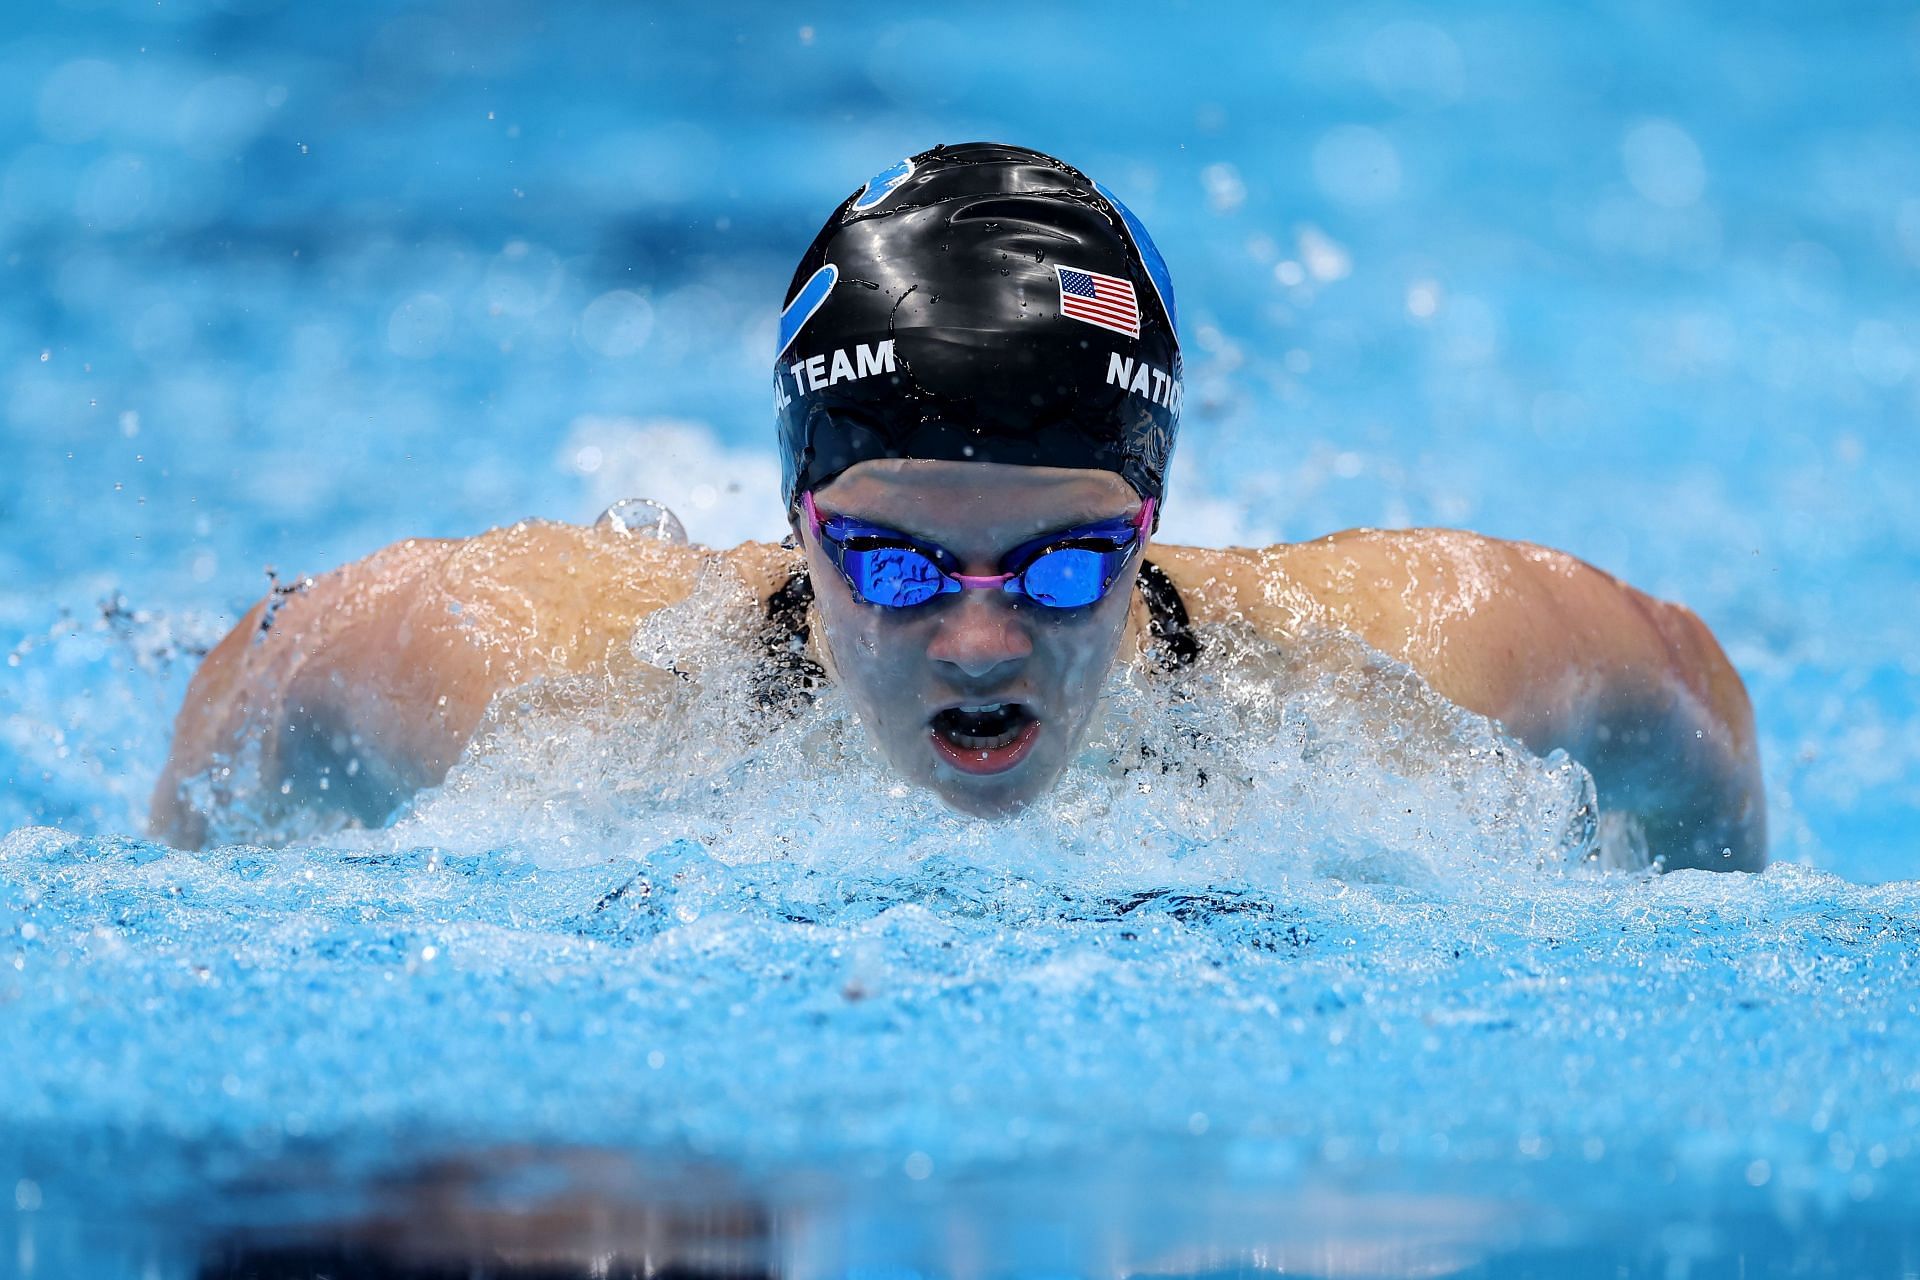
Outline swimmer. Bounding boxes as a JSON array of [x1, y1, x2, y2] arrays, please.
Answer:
[[151, 142, 1766, 870]]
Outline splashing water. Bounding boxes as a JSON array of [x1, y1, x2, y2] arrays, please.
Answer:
[[391, 557, 1601, 886], [10, 563, 1916, 1275]]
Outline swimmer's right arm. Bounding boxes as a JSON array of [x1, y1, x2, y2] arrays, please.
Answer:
[[151, 533, 492, 848], [149, 522, 779, 849]]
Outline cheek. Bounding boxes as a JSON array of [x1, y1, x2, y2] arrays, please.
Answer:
[[1033, 594, 1133, 690], [816, 595, 927, 721]]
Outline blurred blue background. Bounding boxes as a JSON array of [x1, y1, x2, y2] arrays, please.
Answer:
[[2, 0, 1917, 878]]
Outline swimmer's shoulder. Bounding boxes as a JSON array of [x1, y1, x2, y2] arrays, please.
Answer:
[[240, 519, 750, 668], [1149, 526, 1749, 745], [1151, 526, 1654, 642], [189, 516, 790, 708], [153, 520, 795, 846], [421, 519, 767, 672], [1144, 529, 1457, 642]]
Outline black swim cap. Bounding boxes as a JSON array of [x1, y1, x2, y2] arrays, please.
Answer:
[[774, 142, 1182, 515]]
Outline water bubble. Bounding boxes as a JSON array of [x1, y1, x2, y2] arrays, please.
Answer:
[[1297, 226, 1352, 283], [36, 60, 120, 144], [1780, 241, 1842, 313], [596, 498, 688, 545], [1437, 296, 1502, 364], [1851, 320, 1912, 387], [1898, 198, 1920, 268], [1406, 279, 1442, 319], [580, 290, 655, 358], [563, 418, 784, 547], [1201, 162, 1247, 214], [1622, 120, 1706, 208], [75, 153, 155, 231], [175, 75, 273, 161], [387, 293, 453, 360], [1364, 21, 1466, 109], [1313, 125, 1402, 206], [483, 241, 563, 318], [867, 22, 970, 106]]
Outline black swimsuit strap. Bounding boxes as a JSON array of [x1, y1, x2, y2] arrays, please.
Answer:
[[1138, 558, 1202, 670], [755, 569, 826, 712]]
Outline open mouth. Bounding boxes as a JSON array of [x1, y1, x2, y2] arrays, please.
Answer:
[[929, 703, 1042, 776]]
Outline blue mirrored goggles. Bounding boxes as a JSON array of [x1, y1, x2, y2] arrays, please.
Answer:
[[802, 491, 1156, 610]]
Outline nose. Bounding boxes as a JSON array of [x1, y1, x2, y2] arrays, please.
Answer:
[[925, 590, 1033, 681]]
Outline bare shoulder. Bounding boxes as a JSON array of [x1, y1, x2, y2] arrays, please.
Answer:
[[1154, 527, 1629, 627], [1148, 528, 1745, 741], [151, 519, 794, 846]]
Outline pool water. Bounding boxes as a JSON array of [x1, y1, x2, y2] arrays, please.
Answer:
[[3, 2, 1919, 1276]]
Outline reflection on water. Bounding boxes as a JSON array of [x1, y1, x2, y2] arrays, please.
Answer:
[[198, 1150, 776, 1280], [157, 1145, 1920, 1278]]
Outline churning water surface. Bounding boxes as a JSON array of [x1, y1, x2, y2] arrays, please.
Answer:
[[3, 1, 1919, 1276]]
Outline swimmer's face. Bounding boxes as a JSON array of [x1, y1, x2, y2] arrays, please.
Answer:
[[798, 459, 1147, 819]]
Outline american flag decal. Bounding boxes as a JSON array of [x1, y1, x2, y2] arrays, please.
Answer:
[[1054, 265, 1140, 338]]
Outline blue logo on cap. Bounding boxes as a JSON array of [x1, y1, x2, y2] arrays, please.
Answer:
[[1093, 180, 1178, 338], [777, 263, 838, 359], [850, 157, 915, 212]]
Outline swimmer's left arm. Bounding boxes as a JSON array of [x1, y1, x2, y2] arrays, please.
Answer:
[[1369, 533, 1767, 871], [1462, 554, 1765, 871], [1156, 532, 1767, 871]]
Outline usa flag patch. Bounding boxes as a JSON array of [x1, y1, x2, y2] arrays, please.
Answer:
[[1054, 265, 1140, 339]]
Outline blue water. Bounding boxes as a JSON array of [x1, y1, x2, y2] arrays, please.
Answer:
[[3, 2, 1920, 1276]]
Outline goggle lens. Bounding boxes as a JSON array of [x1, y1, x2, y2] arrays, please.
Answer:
[[1018, 546, 1111, 608], [805, 492, 1153, 612], [841, 545, 948, 608]]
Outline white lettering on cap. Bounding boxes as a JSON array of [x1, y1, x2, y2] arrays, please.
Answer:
[[789, 340, 897, 393], [1106, 351, 1182, 412]]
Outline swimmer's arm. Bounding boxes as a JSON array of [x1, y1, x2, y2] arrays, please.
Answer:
[[149, 535, 481, 849], [1156, 533, 1767, 871], [1473, 556, 1767, 872], [150, 522, 784, 849], [1505, 568, 1758, 871], [1389, 535, 1766, 871]]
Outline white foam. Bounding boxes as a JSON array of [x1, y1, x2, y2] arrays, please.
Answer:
[[393, 557, 1601, 890], [559, 416, 787, 547]]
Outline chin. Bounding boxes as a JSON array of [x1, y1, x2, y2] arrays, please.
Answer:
[[933, 785, 1034, 820], [925, 761, 1063, 820]]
